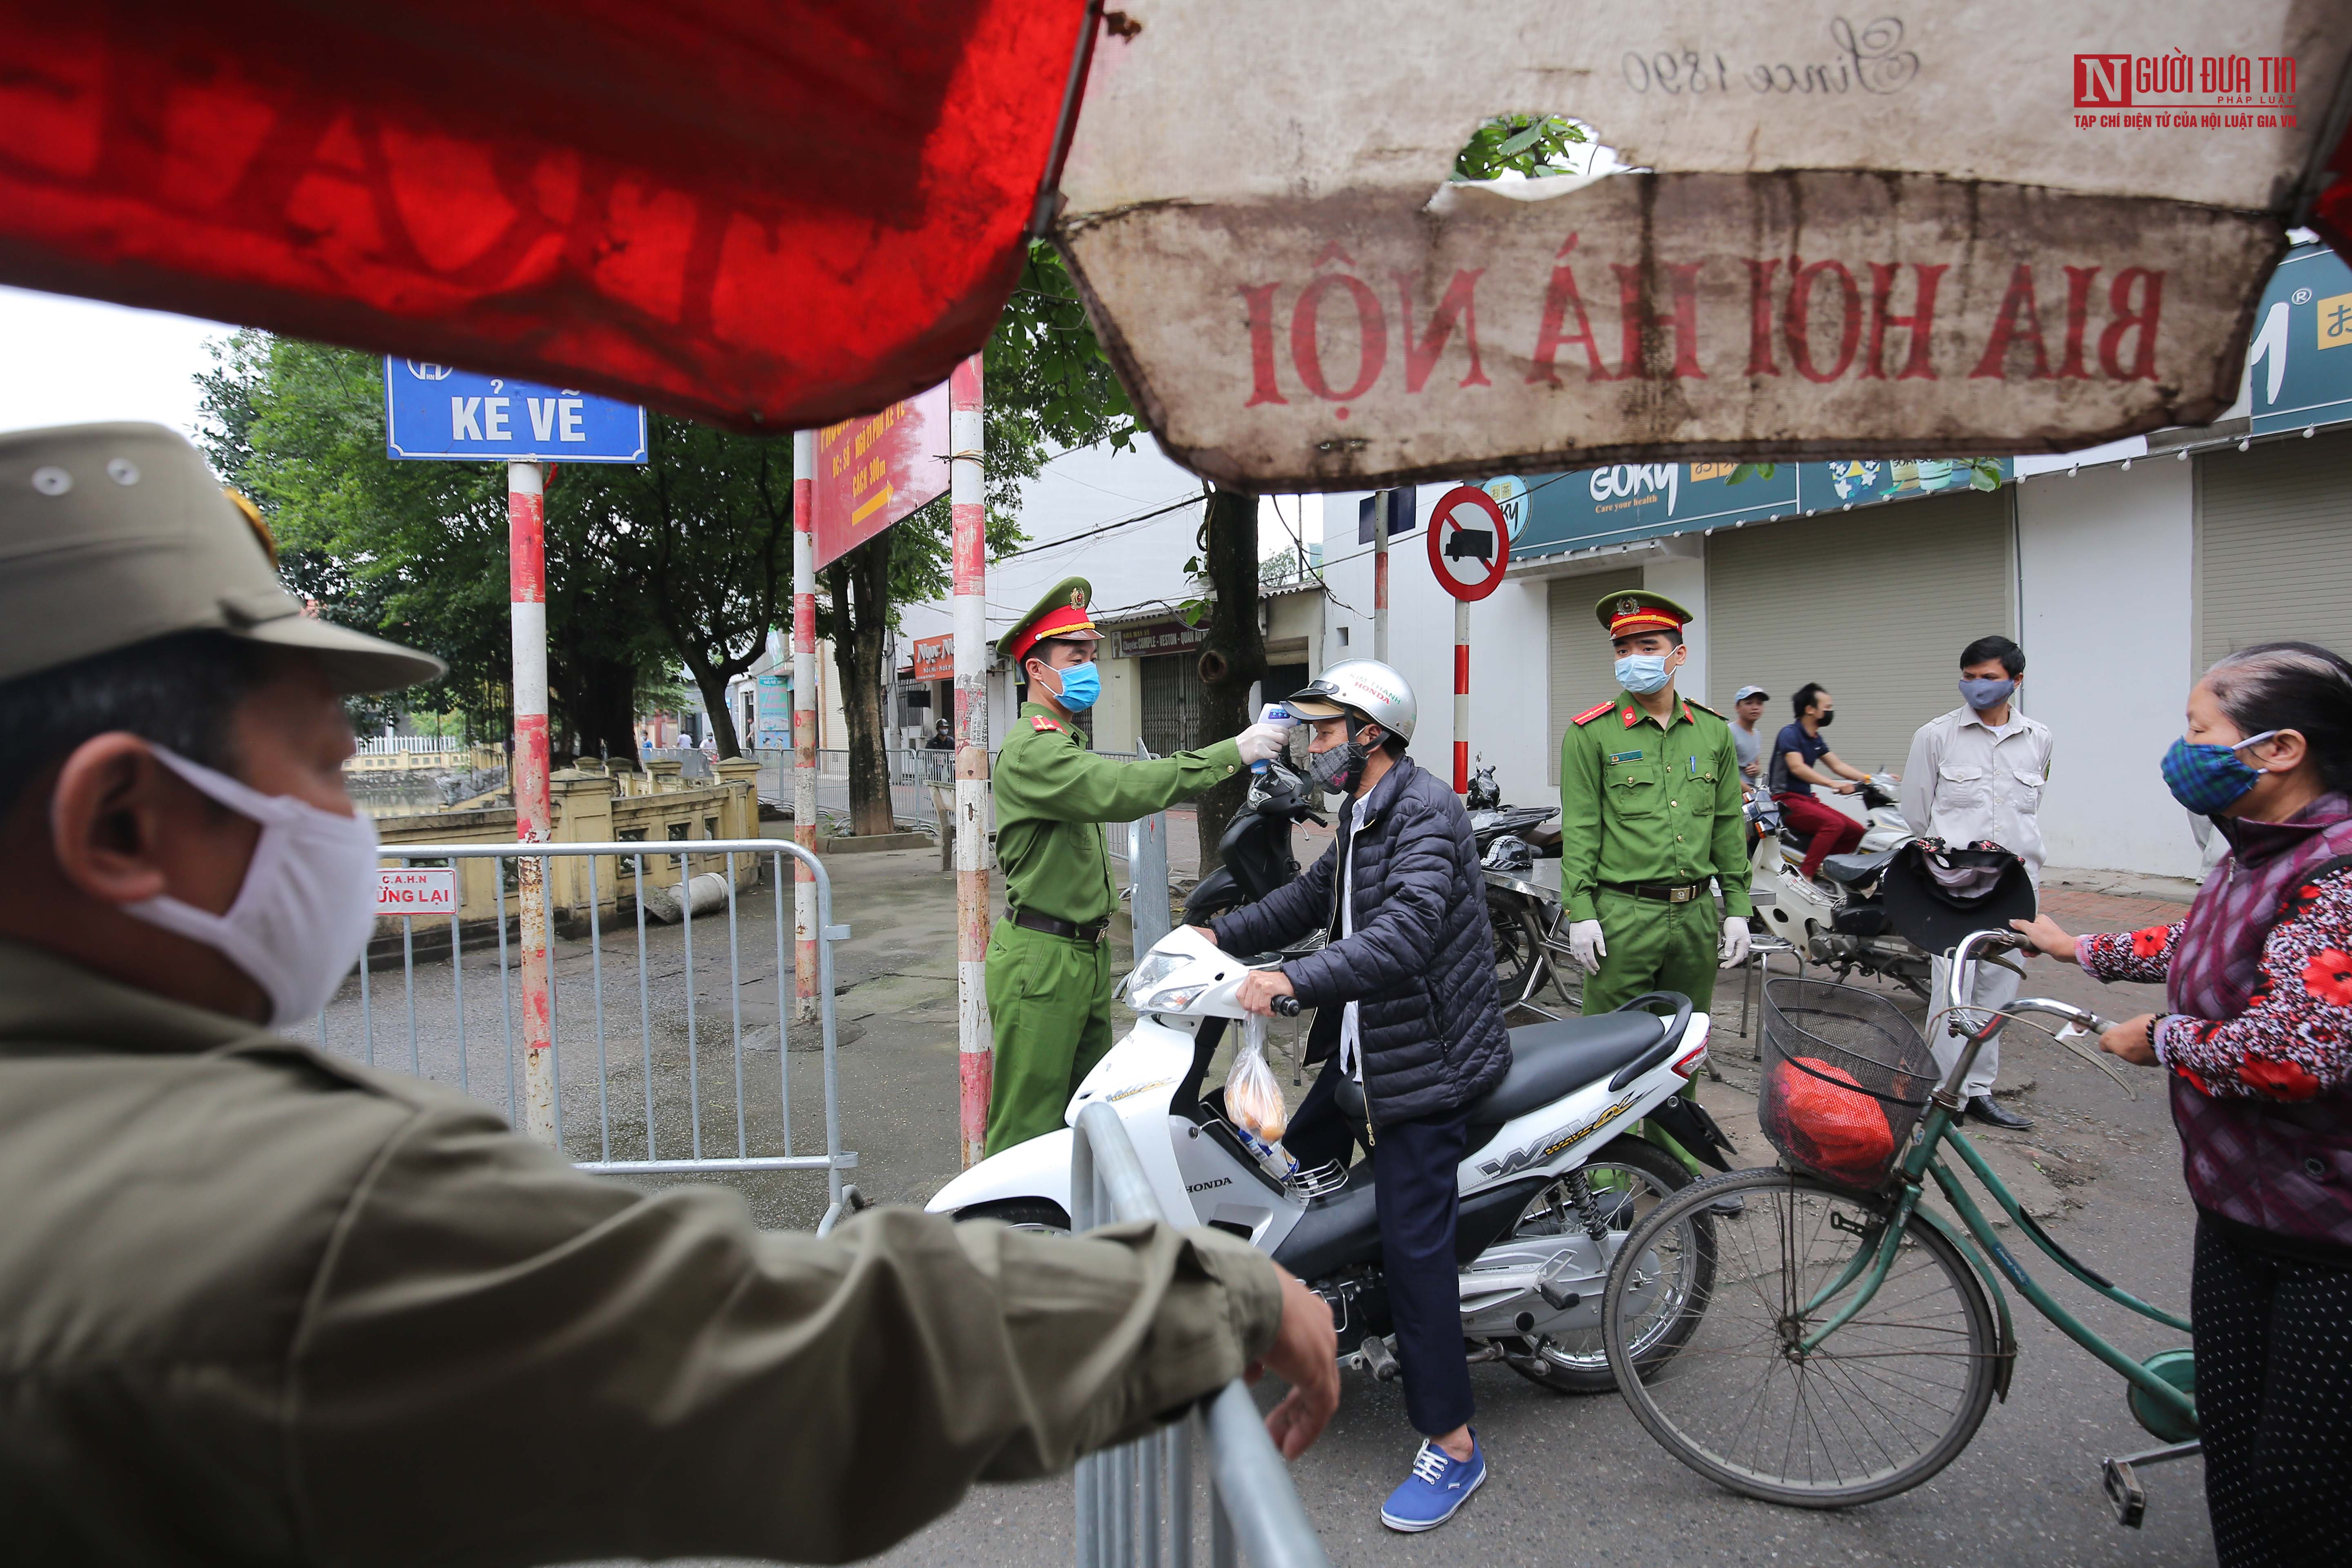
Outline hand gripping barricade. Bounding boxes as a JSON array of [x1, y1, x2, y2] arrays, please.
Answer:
[[320, 840, 855, 1205], [1069, 1101, 1330, 1568]]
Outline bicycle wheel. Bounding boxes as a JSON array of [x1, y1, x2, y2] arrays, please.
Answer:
[[1602, 1168, 1999, 1508]]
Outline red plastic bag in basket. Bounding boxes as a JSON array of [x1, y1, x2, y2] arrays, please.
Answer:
[[1776, 1056, 1895, 1185]]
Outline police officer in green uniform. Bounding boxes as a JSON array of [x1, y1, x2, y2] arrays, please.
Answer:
[[1558, 589, 1753, 1018], [986, 578, 1290, 1154]]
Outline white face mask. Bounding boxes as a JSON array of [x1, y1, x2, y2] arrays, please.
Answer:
[[116, 747, 381, 1028]]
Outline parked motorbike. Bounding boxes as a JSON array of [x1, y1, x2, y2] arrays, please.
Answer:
[[1751, 775, 1931, 994], [930, 762, 1730, 1394], [1463, 762, 1580, 1017]]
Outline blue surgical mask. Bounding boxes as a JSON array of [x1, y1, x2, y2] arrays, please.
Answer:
[[1958, 676, 2016, 711], [1615, 654, 1673, 695], [2160, 730, 2278, 816], [1049, 661, 1100, 713]]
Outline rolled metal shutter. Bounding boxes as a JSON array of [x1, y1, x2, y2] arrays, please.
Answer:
[[1706, 490, 2015, 780], [2198, 430, 2352, 667], [1547, 568, 1643, 781]]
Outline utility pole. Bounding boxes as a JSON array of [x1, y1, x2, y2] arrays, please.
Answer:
[[950, 354, 991, 1167], [792, 432, 819, 1024], [508, 459, 556, 1146]]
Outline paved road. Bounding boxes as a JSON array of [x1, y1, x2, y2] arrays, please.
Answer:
[[327, 844, 2213, 1566]]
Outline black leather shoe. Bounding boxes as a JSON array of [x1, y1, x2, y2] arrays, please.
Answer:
[[1965, 1095, 2033, 1131]]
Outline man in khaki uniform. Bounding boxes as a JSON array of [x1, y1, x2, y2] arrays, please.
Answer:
[[0, 423, 1336, 1563]]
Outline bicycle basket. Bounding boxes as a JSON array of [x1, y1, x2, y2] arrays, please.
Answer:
[[1758, 978, 1940, 1190]]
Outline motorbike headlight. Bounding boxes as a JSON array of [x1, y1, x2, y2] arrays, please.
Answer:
[[1127, 951, 1187, 994]]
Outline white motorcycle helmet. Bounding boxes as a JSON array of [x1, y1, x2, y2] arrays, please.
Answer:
[[1285, 658, 1417, 743]]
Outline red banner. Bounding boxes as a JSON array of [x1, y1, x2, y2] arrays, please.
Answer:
[[812, 379, 953, 569], [913, 634, 956, 682]]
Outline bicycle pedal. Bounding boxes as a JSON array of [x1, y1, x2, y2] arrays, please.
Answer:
[[2101, 1457, 2147, 1529]]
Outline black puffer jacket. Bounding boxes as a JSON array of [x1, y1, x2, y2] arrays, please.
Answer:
[[1212, 754, 1510, 1125]]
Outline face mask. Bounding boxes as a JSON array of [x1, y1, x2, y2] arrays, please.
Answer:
[[1614, 653, 1674, 695], [1306, 734, 1371, 797], [1815, 710, 1836, 728], [2160, 731, 2279, 817], [117, 747, 383, 1028], [1958, 677, 2016, 711], [1041, 660, 1100, 713]]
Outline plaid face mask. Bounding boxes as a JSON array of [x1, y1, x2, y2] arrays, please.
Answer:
[[2160, 730, 2278, 817]]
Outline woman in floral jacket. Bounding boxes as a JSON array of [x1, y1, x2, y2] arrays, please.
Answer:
[[2015, 642, 2352, 1568]]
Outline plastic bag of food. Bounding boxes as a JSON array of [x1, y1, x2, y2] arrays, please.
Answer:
[[1224, 1016, 1294, 1176]]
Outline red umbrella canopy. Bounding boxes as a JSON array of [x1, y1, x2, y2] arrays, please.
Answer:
[[0, 0, 1091, 430]]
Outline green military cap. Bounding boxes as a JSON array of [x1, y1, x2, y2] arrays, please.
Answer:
[[0, 421, 445, 693], [1001, 576, 1101, 667], [1595, 587, 1695, 639]]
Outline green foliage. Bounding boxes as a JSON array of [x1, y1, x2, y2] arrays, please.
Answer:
[[1725, 462, 1777, 486], [1452, 114, 1590, 182], [197, 332, 546, 733]]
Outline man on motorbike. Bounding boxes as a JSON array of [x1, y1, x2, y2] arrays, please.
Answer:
[[1771, 682, 1877, 879], [1191, 660, 1512, 1533]]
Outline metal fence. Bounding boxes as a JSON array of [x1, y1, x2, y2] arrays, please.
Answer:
[[1070, 1102, 1328, 1568], [321, 840, 854, 1205]]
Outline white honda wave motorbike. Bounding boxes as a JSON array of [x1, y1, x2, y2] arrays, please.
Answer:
[[1750, 775, 1931, 994], [930, 766, 1729, 1393]]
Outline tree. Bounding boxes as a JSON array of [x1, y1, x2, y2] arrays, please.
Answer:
[[1186, 488, 1269, 878], [558, 419, 794, 759], [821, 241, 1139, 833]]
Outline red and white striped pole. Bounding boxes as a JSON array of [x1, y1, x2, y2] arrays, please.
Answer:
[[1453, 598, 1471, 794], [791, 432, 819, 1025], [508, 459, 557, 1145], [950, 353, 991, 1167]]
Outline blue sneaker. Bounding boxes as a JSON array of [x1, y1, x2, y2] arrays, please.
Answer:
[[1379, 1433, 1486, 1532]]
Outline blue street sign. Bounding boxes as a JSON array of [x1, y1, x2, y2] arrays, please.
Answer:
[[383, 359, 648, 462]]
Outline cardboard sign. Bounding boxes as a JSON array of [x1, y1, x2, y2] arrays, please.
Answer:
[[376, 868, 457, 919], [1054, 4, 2345, 489]]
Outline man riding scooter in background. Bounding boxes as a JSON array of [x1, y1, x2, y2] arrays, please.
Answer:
[[1189, 660, 1511, 1534]]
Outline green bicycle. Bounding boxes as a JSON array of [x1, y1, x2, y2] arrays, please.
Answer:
[[1599, 929, 2199, 1528]]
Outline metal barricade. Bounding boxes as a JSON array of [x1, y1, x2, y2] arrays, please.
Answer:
[[1069, 1102, 1327, 1568], [321, 840, 855, 1205]]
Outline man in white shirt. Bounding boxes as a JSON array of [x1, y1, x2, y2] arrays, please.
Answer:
[[1900, 635, 2053, 1129]]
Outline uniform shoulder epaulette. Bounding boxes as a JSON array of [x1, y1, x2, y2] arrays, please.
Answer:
[[1570, 701, 1616, 726], [1685, 698, 1723, 718], [1029, 714, 1063, 733]]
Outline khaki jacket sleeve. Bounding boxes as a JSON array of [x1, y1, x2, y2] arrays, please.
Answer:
[[997, 733, 1243, 823], [290, 1105, 1283, 1567]]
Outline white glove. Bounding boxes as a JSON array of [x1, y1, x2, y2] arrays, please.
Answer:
[[1569, 919, 1608, 971], [1719, 915, 1753, 969], [1236, 723, 1291, 765]]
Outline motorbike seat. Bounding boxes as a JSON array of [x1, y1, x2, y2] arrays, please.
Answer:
[[1819, 848, 1896, 886], [1463, 1013, 1666, 1126]]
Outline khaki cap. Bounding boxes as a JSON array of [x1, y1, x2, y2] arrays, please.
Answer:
[[0, 422, 444, 693]]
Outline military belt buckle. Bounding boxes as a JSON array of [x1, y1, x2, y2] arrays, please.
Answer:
[[1667, 884, 1697, 904]]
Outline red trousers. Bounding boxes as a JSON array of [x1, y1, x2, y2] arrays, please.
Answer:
[[1774, 791, 1865, 879]]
